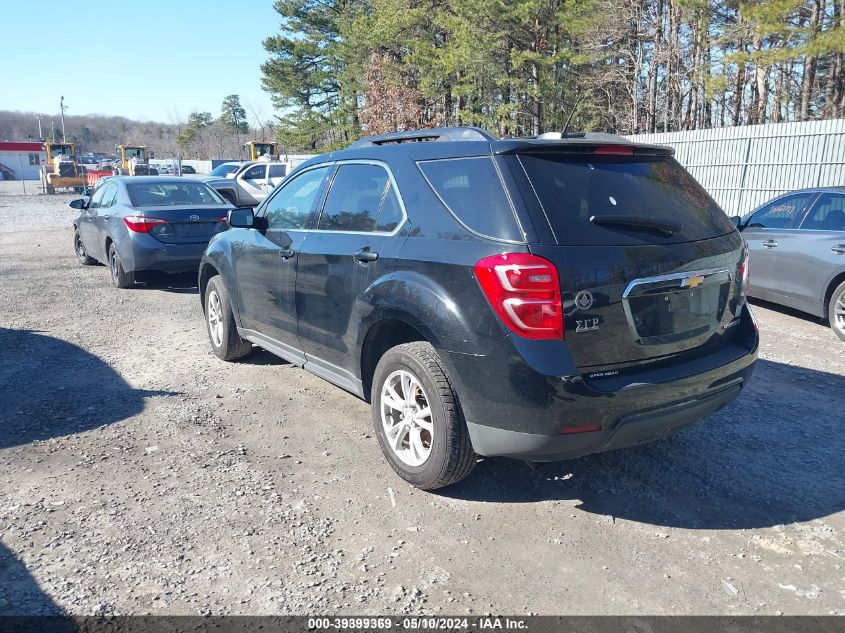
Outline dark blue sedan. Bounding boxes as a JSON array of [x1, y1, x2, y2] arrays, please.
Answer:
[[71, 176, 234, 288]]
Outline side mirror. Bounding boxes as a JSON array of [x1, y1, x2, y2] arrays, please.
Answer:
[[227, 207, 255, 229], [730, 215, 742, 229], [69, 198, 87, 210]]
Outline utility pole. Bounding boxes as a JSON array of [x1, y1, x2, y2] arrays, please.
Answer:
[[35, 115, 43, 140], [59, 96, 68, 142]]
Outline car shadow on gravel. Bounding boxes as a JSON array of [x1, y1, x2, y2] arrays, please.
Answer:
[[133, 271, 198, 294], [238, 348, 290, 366], [748, 296, 827, 325], [0, 543, 67, 617], [0, 328, 177, 450], [442, 359, 845, 530]]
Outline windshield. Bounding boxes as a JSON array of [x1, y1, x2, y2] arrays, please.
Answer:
[[124, 147, 146, 161], [50, 146, 73, 159], [517, 154, 735, 245], [126, 182, 227, 207], [209, 163, 240, 177], [253, 143, 274, 157]]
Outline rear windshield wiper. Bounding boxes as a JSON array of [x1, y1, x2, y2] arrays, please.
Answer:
[[589, 215, 681, 236]]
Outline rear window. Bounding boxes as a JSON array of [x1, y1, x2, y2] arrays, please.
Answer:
[[318, 164, 386, 232], [126, 182, 227, 207], [517, 154, 735, 245], [418, 157, 522, 241]]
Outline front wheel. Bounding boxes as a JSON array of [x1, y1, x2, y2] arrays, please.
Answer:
[[74, 230, 95, 265], [828, 280, 845, 342], [108, 242, 135, 288], [204, 275, 252, 361], [372, 342, 476, 490]]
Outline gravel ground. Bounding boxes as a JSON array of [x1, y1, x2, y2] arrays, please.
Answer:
[[1, 191, 844, 616]]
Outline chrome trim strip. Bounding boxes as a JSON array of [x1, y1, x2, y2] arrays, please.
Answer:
[[621, 268, 730, 299]]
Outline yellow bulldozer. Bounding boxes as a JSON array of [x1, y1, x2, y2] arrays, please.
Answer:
[[244, 141, 278, 161], [40, 142, 86, 194], [115, 145, 158, 175]]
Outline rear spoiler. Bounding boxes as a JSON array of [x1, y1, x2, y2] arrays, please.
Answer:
[[492, 139, 674, 157]]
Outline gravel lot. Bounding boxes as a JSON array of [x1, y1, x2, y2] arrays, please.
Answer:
[[1, 188, 844, 616]]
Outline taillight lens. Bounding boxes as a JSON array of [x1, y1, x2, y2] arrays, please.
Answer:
[[474, 253, 564, 340], [738, 245, 750, 297], [123, 216, 168, 233]]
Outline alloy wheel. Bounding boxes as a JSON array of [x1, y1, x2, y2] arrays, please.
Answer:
[[380, 369, 434, 467], [110, 250, 119, 281], [207, 290, 224, 348], [834, 289, 845, 337]]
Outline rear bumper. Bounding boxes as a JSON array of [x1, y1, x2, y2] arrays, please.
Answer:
[[466, 381, 745, 461], [124, 234, 208, 273], [441, 304, 759, 461]]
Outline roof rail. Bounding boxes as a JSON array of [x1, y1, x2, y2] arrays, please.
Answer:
[[350, 127, 495, 148]]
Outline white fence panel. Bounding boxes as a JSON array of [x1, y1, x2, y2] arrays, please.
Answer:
[[627, 118, 845, 215]]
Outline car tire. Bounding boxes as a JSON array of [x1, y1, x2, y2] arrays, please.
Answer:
[[74, 230, 95, 265], [371, 342, 476, 490], [108, 242, 135, 288], [204, 275, 252, 361], [828, 280, 845, 342]]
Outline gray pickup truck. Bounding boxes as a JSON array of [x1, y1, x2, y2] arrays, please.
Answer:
[[202, 161, 287, 207]]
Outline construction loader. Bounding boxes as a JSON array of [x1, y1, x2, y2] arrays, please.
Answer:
[[243, 141, 278, 161], [115, 145, 158, 176], [40, 143, 86, 194]]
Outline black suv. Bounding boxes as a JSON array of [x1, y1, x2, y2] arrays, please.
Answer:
[[199, 127, 758, 490]]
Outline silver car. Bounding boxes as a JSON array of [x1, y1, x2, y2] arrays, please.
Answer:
[[735, 187, 845, 341]]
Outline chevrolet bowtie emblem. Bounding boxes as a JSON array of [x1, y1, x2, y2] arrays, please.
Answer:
[[681, 274, 705, 289]]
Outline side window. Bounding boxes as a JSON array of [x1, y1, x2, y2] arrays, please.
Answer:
[[243, 165, 266, 181], [376, 180, 404, 232], [263, 166, 330, 230], [746, 193, 814, 229], [88, 184, 108, 209], [268, 164, 287, 179], [418, 157, 521, 241], [101, 183, 118, 208], [317, 164, 388, 232], [800, 193, 845, 232]]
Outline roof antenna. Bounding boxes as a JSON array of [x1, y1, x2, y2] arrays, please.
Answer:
[[561, 93, 584, 135]]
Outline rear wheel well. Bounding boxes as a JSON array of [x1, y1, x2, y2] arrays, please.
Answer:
[[104, 235, 113, 255], [360, 319, 426, 401], [824, 271, 845, 321], [199, 264, 219, 312]]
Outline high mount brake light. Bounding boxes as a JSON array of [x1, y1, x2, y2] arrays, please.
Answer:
[[474, 253, 564, 340], [123, 216, 168, 233], [594, 145, 634, 155]]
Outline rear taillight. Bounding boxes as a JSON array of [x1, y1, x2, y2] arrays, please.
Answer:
[[474, 253, 564, 340], [738, 245, 750, 297], [123, 216, 168, 233]]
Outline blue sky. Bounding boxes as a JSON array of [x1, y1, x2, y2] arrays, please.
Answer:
[[1, 0, 280, 123]]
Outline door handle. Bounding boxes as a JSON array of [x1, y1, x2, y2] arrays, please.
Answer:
[[353, 248, 379, 263], [103, 214, 110, 220], [279, 247, 295, 260], [762, 239, 778, 248], [832, 244, 845, 255]]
